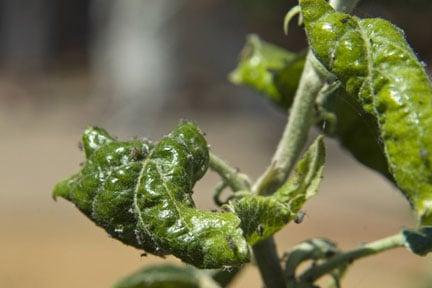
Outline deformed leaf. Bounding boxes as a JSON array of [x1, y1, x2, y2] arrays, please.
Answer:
[[232, 194, 292, 246], [114, 264, 220, 288], [300, 0, 432, 224], [53, 122, 250, 269], [229, 34, 305, 110], [402, 226, 432, 256], [231, 136, 325, 245]]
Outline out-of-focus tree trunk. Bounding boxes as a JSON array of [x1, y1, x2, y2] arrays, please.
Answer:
[[90, 0, 181, 132]]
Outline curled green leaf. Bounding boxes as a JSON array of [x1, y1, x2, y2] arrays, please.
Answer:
[[114, 264, 220, 288], [229, 34, 305, 110], [231, 136, 325, 245], [53, 122, 249, 268], [300, 0, 432, 224], [402, 226, 432, 256]]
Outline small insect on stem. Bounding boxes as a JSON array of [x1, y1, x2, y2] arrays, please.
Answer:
[[294, 211, 307, 224], [340, 17, 350, 24], [77, 141, 83, 151]]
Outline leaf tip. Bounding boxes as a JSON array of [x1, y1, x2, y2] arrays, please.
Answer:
[[52, 179, 70, 201]]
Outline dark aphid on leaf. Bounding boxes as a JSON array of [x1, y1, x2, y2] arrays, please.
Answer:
[[77, 141, 83, 151], [129, 147, 143, 161], [340, 17, 350, 24]]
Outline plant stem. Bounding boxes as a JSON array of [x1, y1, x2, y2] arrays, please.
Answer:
[[252, 51, 322, 288], [251, 51, 325, 288], [253, 238, 287, 288], [209, 152, 251, 192], [253, 52, 324, 196], [299, 233, 405, 283], [251, 0, 361, 286], [252, 0, 361, 197]]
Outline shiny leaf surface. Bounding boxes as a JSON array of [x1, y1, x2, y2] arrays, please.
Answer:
[[300, 0, 432, 224], [53, 122, 249, 268]]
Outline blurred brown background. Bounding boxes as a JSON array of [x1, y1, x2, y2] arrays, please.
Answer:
[[0, 0, 431, 287]]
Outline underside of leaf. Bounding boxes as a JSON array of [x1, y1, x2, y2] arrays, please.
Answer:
[[229, 34, 305, 110]]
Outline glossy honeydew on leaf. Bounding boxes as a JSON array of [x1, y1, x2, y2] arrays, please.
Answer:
[[53, 122, 250, 268], [229, 34, 305, 110], [232, 136, 325, 245], [114, 264, 220, 288], [53, 127, 155, 249], [300, 0, 432, 224]]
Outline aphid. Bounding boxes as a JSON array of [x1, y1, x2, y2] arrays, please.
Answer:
[[129, 147, 143, 161], [226, 236, 237, 252], [257, 224, 265, 236], [77, 141, 83, 151], [340, 17, 349, 24], [300, 0, 432, 224], [294, 211, 307, 224]]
